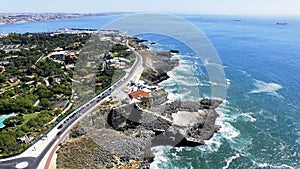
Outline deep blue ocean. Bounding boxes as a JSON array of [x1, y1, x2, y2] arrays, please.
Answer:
[[1, 14, 299, 169]]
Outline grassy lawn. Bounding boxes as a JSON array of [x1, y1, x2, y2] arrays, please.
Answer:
[[23, 112, 40, 124]]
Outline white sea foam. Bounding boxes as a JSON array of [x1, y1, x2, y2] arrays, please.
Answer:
[[165, 78, 209, 88], [222, 153, 241, 169], [216, 106, 240, 140], [156, 53, 242, 162], [168, 69, 208, 87], [150, 146, 171, 169], [255, 162, 294, 169], [218, 121, 240, 140], [237, 112, 257, 122], [296, 132, 300, 145], [150, 146, 194, 169], [165, 91, 183, 102], [197, 134, 223, 152], [249, 80, 283, 97], [164, 62, 195, 81], [159, 57, 209, 102], [196, 103, 241, 153], [211, 104, 258, 153]]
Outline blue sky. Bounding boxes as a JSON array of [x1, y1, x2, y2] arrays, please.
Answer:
[[1, 0, 300, 16]]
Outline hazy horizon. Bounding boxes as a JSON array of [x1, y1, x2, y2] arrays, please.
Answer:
[[1, 0, 300, 16]]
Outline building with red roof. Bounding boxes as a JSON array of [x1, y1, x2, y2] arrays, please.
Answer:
[[129, 90, 150, 99]]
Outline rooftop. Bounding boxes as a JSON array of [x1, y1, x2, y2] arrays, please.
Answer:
[[129, 90, 150, 99]]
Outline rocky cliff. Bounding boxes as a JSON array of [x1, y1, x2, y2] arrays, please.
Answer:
[[57, 40, 223, 169]]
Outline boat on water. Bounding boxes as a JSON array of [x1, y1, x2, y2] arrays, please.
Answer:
[[276, 22, 287, 25]]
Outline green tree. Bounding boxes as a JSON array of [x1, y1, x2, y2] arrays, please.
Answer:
[[0, 74, 6, 84], [40, 98, 51, 109], [37, 86, 54, 99], [0, 131, 21, 154], [26, 118, 39, 129], [3, 116, 25, 128]]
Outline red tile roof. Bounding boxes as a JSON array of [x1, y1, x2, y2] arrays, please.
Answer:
[[129, 90, 150, 99]]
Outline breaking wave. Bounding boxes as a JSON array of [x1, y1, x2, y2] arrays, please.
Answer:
[[222, 153, 242, 169], [253, 162, 294, 169], [249, 80, 283, 97]]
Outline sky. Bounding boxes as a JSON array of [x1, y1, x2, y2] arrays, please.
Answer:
[[1, 0, 300, 16]]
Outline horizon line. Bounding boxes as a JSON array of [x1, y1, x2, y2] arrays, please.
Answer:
[[0, 11, 300, 17]]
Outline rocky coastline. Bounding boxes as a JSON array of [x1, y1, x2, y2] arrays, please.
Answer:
[[138, 48, 179, 85], [57, 40, 222, 169]]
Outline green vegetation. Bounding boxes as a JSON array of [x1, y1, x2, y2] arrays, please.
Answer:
[[0, 130, 25, 156], [0, 31, 132, 157], [0, 32, 90, 157], [140, 97, 150, 109], [0, 110, 58, 156], [0, 95, 35, 115], [141, 70, 150, 79], [32, 58, 64, 77], [26, 110, 54, 129], [23, 112, 40, 124], [0, 32, 89, 50], [3, 115, 25, 128], [95, 69, 126, 94], [110, 43, 131, 58]]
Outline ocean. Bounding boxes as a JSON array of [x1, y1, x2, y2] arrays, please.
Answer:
[[1, 14, 299, 169]]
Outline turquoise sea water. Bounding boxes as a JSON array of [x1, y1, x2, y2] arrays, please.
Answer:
[[1, 15, 299, 168]]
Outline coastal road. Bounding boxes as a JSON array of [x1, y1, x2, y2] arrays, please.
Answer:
[[42, 39, 143, 169], [0, 40, 143, 169], [111, 40, 144, 98]]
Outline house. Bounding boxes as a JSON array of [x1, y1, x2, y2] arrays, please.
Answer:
[[100, 36, 112, 41], [65, 64, 76, 70], [35, 82, 42, 88], [50, 51, 67, 60], [68, 52, 77, 59], [0, 66, 5, 73], [17, 134, 34, 144], [95, 82, 102, 87], [7, 75, 19, 83], [129, 90, 150, 99], [73, 42, 81, 46], [52, 77, 61, 84], [119, 58, 130, 63], [18, 68, 28, 73], [54, 47, 63, 51], [0, 60, 9, 65]]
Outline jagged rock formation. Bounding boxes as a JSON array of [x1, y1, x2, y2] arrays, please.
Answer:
[[66, 96, 221, 169], [139, 49, 179, 85], [107, 96, 222, 146]]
